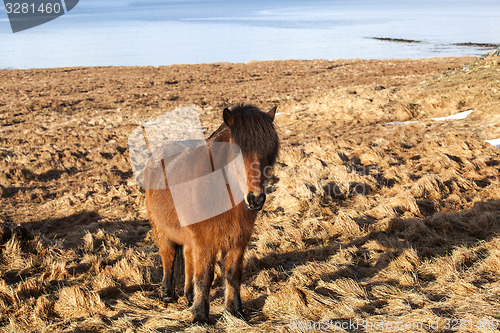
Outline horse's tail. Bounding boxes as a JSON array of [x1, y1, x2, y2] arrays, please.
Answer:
[[174, 244, 185, 297]]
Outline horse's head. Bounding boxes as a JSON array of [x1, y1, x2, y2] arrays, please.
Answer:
[[209, 104, 279, 211]]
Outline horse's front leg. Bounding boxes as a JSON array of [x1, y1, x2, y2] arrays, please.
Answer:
[[192, 248, 216, 324], [224, 246, 245, 318]]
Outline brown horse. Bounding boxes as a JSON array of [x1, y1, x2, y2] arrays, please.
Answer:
[[144, 104, 279, 324]]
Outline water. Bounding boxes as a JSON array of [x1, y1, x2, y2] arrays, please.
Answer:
[[0, 0, 499, 69]]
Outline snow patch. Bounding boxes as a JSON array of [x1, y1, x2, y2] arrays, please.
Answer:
[[430, 109, 474, 121], [383, 120, 418, 126], [485, 139, 500, 149], [383, 110, 474, 126]]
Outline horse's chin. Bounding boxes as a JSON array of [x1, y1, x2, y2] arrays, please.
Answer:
[[244, 202, 264, 211]]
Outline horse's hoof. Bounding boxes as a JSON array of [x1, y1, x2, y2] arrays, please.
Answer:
[[162, 296, 176, 304], [227, 308, 245, 320], [192, 316, 210, 325]]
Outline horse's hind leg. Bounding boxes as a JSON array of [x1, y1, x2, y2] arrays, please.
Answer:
[[214, 249, 227, 287], [183, 245, 194, 306], [224, 246, 245, 318], [192, 247, 216, 324], [159, 240, 178, 303]]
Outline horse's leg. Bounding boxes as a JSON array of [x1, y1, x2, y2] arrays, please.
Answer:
[[183, 245, 194, 306], [224, 246, 245, 318], [159, 240, 177, 303], [216, 249, 227, 287], [192, 247, 216, 324]]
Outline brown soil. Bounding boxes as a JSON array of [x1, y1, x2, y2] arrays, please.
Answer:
[[1, 55, 499, 332]]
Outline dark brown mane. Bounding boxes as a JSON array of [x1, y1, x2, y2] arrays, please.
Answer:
[[209, 104, 279, 167]]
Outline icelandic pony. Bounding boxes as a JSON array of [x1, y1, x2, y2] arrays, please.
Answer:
[[144, 104, 279, 323]]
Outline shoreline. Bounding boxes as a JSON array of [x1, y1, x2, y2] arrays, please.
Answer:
[[0, 55, 478, 72]]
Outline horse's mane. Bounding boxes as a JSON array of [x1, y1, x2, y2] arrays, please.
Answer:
[[209, 104, 279, 166]]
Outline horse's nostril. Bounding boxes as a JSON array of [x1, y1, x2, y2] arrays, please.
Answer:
[[255, 193, 266, 206], [247, 192, 255, 206]]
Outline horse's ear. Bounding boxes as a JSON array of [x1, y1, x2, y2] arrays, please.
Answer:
[[267, 106, 277, 121], [223, 108, 234, 126]]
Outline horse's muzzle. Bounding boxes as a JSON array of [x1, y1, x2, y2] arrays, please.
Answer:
[[246, 191, 266, 211]]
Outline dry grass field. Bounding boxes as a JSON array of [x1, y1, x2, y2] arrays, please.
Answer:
[[1, 54, 499, 332]]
